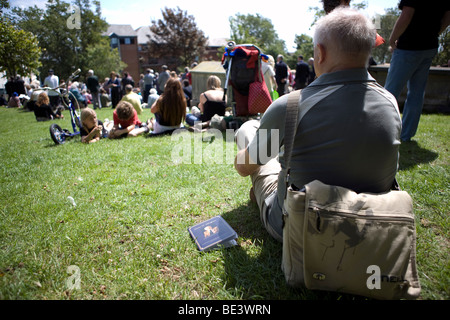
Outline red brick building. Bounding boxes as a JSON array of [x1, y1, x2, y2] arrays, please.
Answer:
[[105, 24, 229, 81], [104, 25, 140, 82]]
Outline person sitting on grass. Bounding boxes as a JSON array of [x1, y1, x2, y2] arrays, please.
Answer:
[[120, 84, 143, 115], [146, 88, 159, 108], [33, 91, 64, 121], [80, 108, 113, 144], [234, 7, 402, 242], [100, 87, 111, 108], [185, 75, 226, 129], [149, 78, 186, 134], [109, 100, 149, 139], [69, 82, 87, 108]]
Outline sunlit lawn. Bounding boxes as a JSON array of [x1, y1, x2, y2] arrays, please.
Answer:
[[0, 105, 448, 300]]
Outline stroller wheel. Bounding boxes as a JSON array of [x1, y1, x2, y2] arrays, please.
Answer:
[[50, 123, 66, 145]]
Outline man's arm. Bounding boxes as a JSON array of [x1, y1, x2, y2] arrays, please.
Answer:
[[234, 148, 260, 177], [389, 6, 415, 49]]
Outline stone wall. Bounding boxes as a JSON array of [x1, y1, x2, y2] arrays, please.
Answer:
[[368, 64, 450, 114]]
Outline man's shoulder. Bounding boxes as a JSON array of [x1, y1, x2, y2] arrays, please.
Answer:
[[263, 94, 290, 122]]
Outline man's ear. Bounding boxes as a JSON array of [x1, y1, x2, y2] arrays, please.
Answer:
[[316, 43, 326, 64]]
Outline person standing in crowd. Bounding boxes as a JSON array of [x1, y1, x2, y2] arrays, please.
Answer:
[[106, 71, 122, 109], [156, 65, 170, 95], [307, 58, 316, 84], [262, 55, 277, 99], [121, 71, 135, 95], [44, 69, 60, 109], [275, 55, 288, 97], [5, 77, 15, 101], [143, 69, 155, 103], [86, 70, 101, 109], [181, 67, 192, 85], [384, 0, 450, 142], [322, 0, 350, 13], [294, 55, 310, 90]]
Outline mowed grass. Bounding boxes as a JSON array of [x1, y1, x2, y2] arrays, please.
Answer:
[[0, 106, 448, 300]]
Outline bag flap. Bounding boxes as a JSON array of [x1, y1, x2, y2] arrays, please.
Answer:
[[305, 180, 414, 218]]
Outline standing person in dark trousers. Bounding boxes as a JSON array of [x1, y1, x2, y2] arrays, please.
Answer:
[[384, 0, 450, 142], [294, 55, 310, 90], [143, 69, 155, 103], [275, 55, 288, 97], [106, 71, 122, 109], [86, 70, 101, 109], [307, 58, 316, 84], [121, 72, 135, 95]]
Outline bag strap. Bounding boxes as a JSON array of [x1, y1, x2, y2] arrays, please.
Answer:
[[284, 85, 343, 192]]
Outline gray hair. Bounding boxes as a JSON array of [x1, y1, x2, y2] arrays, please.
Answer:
[[314, 7, 376, 57]]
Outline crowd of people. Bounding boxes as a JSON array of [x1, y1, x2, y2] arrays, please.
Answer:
[[0, 2, 448, 297], [0, 0, 447, 151], [0, 64, 198, 142]]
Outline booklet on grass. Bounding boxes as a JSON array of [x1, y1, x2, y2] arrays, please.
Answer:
[[188, 215, 238, 252]]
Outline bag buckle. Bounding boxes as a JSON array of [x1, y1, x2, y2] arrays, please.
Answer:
[[284, 169, 291, 199]]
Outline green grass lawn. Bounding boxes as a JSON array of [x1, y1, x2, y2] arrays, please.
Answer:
[[0, 105, 448, 300]]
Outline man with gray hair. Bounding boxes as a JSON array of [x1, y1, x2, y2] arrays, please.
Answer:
[[234, 7, 402, 242], [86, 69, 101, 109]]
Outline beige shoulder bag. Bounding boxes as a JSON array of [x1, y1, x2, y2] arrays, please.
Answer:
[[281, 89, 421, 300]]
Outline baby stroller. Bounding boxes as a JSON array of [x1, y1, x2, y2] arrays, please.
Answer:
[[222, 41, 272, 117]]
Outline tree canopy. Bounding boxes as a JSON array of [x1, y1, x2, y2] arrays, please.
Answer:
[[149, 7, 207, 70], [229, 13, 286, 58], [6, 0, 110, 81], [0, 17, 42, 78]]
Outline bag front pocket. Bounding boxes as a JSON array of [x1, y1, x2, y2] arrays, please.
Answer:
[[303, 205, 418, 300]]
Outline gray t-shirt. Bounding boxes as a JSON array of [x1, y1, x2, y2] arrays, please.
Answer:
[[247, 68, 402, 236]]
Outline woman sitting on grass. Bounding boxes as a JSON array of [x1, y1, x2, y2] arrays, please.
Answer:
[[109, 101, 149, 139], [149, 78, 186, 134], [185, 75, 226, 129], [33, 91, 64, 121], [80, 108, 113, 144]]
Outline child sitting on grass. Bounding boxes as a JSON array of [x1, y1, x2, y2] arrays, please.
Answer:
[[80, 108, 113, 144], [34, 91, 64, 121], [108, 100, 149, 139]]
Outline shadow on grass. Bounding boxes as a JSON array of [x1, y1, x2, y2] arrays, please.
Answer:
[[220, 202, 368, 300], [399, 141, 438, 171]]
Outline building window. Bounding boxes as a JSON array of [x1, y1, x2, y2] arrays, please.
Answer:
[[110, 37, 118, 48]]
